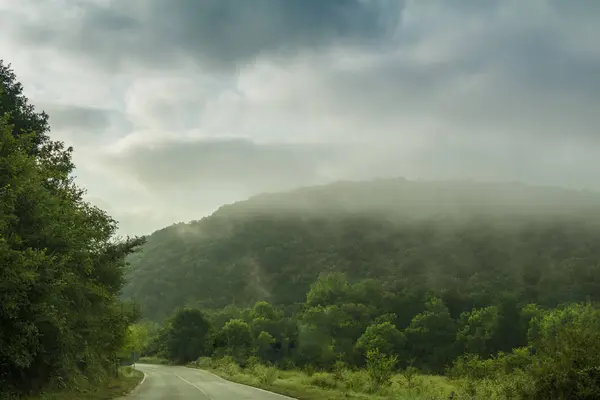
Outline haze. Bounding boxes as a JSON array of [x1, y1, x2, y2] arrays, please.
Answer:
[[1, 0, 598, 235]]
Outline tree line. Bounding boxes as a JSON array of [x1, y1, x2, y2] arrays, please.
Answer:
[[136, 271, 600, 398], [0, 61, 144, 397]]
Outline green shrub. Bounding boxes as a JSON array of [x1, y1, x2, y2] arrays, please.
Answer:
[[213, 356, 242, 377], [307, 372, 338, 389], [401, 365, 420, 388], [195, 357, 212, 369], [303, 364, 316, 377], [244, 356, 261, 370], [250, 364, 279, 385], [332, 360, 346, 382], [341, 369, 371, 393], [365, 349, 397, 389]]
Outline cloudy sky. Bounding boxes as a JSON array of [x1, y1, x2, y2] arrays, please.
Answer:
[[1, 0, 599, 235]]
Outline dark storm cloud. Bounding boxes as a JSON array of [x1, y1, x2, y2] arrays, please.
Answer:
[[19, 0, 404, 70]]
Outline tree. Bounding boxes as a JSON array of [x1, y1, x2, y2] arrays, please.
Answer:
[[164, 309, 212, 364], [356, 321, 405, 359], [0, 61, 49, 150], [525, 303, 600, 399], [215, 319, 253, 364], [0, 61, 144, 396], [305, 272, 350, 307], [256, 331, 277, 362], [457, 306, 500, 357], [403, 297, 458, 372]]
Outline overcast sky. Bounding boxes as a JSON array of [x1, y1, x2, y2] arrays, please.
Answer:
[[1, 0, 599, 235]]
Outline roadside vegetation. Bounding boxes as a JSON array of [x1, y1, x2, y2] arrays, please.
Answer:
[[122, 158, 600, 399], [132, 275, 600, 399], [23, 367, 143, 400], [0, 61, 145, 398]]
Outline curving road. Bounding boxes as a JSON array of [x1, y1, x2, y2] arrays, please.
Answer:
[[122, 363, 295, 400]]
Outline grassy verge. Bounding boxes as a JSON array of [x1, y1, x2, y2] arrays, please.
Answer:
[[188, 358, 457, 400], [25, 366, 144, 400]]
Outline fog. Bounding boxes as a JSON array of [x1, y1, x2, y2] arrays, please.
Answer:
[[1, 0, 599, 235]]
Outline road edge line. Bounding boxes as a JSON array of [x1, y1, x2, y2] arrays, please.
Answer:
[[184, 366, 296, 399]]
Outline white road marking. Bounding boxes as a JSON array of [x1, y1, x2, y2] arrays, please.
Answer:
[[139, 371, 147, 386], [174, 372, 213, 399], [183, 367, 295, 399]]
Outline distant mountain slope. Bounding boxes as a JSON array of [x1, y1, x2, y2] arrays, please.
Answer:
[[123, 179, 600, 321]]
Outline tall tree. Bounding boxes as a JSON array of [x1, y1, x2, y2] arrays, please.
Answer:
[[0, 61, 144, 396]]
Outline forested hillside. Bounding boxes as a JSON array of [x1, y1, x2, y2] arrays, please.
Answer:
[[126, 180, 600, 398], [124, 179, 600, 321]]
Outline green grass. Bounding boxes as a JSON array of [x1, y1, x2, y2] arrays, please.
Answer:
[[24, 366, 144, 400], [189, 359, 457, 400]]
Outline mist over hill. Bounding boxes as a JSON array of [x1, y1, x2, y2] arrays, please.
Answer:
[[123, 179, 600, 321]]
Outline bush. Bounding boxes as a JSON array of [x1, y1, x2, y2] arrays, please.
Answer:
[[303, 364, 316, 377], [365, 349, 397, 389], [401, 365, 420, 388], [307, 372, 338, 389], [195, 357, 212, 369], [244, 356, 261, 370], [250, 364, 279, 385], [341, 369, 371, 393], [213, 356, 242, 377], [332, 360, 346, 382]]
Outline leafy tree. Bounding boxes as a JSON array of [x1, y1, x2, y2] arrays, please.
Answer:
[[0, 61, 49, 150], [404, 298, 458, 372], [305, 272, 350, 307], [457, 306, 500, 357], [215, 319, 253, 364], [0, 61, 144, 396], [250, 301, 279, 321], [525, 303, 600, 399], [356, 321, 405, 358], [256, 331, 277, 362], [164, 309, 212, 364]]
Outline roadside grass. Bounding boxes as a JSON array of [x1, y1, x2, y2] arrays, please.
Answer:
[[24, 366, 144, 400], [188, 357, 458, 400]]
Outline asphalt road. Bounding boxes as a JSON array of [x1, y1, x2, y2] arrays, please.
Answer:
[[122, 363, 295, 400]]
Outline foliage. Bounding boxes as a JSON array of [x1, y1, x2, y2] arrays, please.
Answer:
[[356, 321, 405, 358], [365, 349, 397, 390], [451, 303, 600, 399], [214, 319, 254, 364], [123, 178, 600, 322], [525, 303, 600, 399], [404, 297, 458, 372], [164, 309, 212, 364], [0, 60, 144, 396]]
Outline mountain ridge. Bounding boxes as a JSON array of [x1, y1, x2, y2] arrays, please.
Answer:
[[123, 179, 600, 321]]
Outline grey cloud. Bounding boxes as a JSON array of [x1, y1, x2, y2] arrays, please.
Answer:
[[103, 132, 600, 219], [43, 104, 127, 133], [4, 0, 600, 236], [105, 138, 349, 193], [18, 0, 403, 70]]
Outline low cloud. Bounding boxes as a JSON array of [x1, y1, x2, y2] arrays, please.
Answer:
[[1, 0, 599, 235]]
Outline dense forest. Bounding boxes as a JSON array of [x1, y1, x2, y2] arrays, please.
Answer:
[[0, 62, 144, 398], [124, 179, 600, 321], [126, 178, 600, 397]]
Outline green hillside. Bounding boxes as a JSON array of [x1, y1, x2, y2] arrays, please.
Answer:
[[123, 179, 600, 322]]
